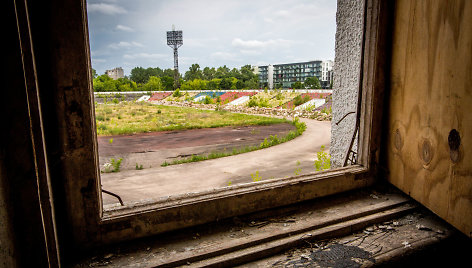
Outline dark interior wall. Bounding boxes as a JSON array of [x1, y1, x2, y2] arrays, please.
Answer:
[[3, 0, 99, 266], [2, 0, 52, 266]]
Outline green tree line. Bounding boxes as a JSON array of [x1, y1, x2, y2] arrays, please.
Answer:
[[92, 64, 259, 92]]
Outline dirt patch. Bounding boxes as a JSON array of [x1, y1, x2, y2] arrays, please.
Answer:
[[98, 123, 295, 170]]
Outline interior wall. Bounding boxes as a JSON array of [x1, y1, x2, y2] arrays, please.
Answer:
[[386, 0, 472, 237], [2, 0, 53, 266]]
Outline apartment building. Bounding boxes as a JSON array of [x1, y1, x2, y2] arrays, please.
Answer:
[[256, 60, 333, 89]]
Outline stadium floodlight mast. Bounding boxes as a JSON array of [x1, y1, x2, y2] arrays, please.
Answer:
[[167, 25, 183, 90]]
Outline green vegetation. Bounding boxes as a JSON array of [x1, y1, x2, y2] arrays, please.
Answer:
[[93, 74, 138, 92], [95, 101, 289, 136], [304, 76, 322, 89], [102, 158, 123, 173], [293, 94, 311, 106], [251, 171, 261, 182], [314, 145, 331, 171], [92, 64, 260, 92], [294, 160, 302, 175], [181, 64, 259, 90]]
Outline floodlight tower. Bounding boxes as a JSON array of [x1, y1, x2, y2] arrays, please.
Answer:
[[167, 25, 183, 89]]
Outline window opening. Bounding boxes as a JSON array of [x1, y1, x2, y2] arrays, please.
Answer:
[[86, 0, 362, 210]]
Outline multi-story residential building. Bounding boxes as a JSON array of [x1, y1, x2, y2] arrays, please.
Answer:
[[256, 65, 269, 88], [105, 67, 124, 80], [321, 60, 334, 88], [256, 60, 333, 89]]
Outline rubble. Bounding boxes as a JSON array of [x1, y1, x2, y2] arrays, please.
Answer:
[[149, 100, 332, 121]]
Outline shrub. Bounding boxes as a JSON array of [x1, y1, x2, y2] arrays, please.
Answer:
[[293, 94, 311, 106], [173, 89, 182, 97], [203, 95, 213, 104], [247, 96, 269, 108]]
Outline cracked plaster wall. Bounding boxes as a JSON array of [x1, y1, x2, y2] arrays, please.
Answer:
[[330, 0, 364, 168]]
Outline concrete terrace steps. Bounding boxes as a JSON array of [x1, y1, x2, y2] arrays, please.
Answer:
[[98, 90, 333, 110], [294, 98, 326, 110], [227, 95, 251, 105]]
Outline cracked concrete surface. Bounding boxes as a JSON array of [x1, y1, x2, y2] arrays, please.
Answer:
[[100, 118, 330, 206]]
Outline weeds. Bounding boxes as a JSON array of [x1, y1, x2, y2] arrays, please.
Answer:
[[95, 103, 287, 136], [294, 160, 302, 175], [293, 94, 310, 106], [111, 158, 123, 172], [135, 163, 143, 170], [102, 157, 123, 173], [314, 145, 331, 171], [251, 171, 261, 182], [173, 89, 182, 97]]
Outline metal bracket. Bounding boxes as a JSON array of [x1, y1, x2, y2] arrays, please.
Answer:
[[102, 188, 124, 206]]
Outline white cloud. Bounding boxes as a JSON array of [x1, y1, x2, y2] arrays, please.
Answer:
[[108, 41, 144, 49], [239, 49, 261, 56], [184, 37, 219, 48], [210, 52, 238, 61], [116, 25, 134, 32], [87, 3, 127, 15], [232, 38, 294, 50], [87, 0, 336, 75], [91, 58, 107, 63], [123, 53, 167, 60]]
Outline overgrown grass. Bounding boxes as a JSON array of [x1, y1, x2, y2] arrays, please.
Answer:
[[95, 101, 288, 136], [161, 117, 307, 166]]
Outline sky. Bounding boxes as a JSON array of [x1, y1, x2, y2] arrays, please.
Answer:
[[87, 0, 337, 76]]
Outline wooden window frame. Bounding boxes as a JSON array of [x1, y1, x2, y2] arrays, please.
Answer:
[[16, 0, 390, 259]]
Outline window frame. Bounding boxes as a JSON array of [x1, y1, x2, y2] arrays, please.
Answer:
[[23, 0, 390, 254]]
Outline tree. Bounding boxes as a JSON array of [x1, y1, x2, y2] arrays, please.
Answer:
[[162, 68, 175, 78], [184, 64, 203, 81], [235, 79, 245, 90], [244, 78, 259, 89], [130, 67, 148, 84], [215, 65, 230, 79], [208, 78, 221, 90], [291, 81, 304, 89], [220, 77, 232, 90], [181, 79, 207, 91], [304, 76, 321, 89], [161, 76, 174, 91], [93, 74, 116, 91], [202, 67, 216, 80], [116, 78, 137, 91], [240, 65, 258, 83], [130, 67, 164, 84], [143, 76, 163, 91], [229, 68, 241, 80]]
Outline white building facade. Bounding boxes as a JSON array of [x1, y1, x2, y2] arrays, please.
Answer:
[[105, 67, 124, 80], [321, 60, 334, 88]]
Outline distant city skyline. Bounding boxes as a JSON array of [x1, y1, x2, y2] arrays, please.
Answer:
[[87, 0, 337, 76]]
